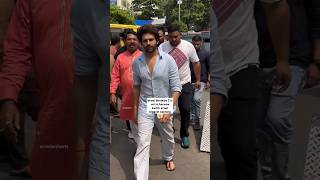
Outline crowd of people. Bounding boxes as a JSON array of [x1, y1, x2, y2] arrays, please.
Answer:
[[0, 0, 108, 180], [0, 1, 210, 179], [0, 0, 319, 180], [109, 24, 211, 180]]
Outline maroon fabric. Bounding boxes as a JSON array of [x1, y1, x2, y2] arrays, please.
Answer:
[[0, 0, 77, 179], [213, 0, 241, 26], [169, 47, 188, 69]]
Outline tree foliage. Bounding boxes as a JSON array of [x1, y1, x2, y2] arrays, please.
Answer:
[[110, 5, 135, 24], [131, 0, 210, 31], [131, 0, 167, 20], [165, 0, 210, 31], [170, 20, 188, 32]]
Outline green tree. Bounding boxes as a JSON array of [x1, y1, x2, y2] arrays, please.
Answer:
[[110, 5, 135, 24], [170, 20, 188, 32], [165, 0, 210, 31], [131, 0, 167, 19], [131, 0, 209, 31]]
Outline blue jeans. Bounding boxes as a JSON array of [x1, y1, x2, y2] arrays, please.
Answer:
[[257, 65, 305, 180], [191, 82, 206, 124]]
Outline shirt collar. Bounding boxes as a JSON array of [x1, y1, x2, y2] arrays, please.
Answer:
[[138, 48, 163, 62]]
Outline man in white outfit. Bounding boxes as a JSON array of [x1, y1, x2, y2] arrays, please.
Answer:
[[132, 24, 182, 180]]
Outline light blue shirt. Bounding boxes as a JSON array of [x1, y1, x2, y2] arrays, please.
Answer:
[[132, 49, 182, 118]]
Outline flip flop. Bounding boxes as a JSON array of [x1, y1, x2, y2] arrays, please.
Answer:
[[164, 160, 176, 171]]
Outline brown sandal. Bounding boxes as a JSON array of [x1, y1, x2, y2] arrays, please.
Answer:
[[165, 160, 176, 171]]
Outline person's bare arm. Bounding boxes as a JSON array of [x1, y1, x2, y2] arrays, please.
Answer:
[[171, 91, 180, 107], [73, 74, 98, 149], [210, 9, 228, 124], [193, 62, 201, 89], [308, 0, 320, 60], [73, 73, 98, 180], [262, 0, 291, 91], [305, 0, 320, 87], [206, 52, 211, 89], [211, 94, 223, 123], [306, 40, 320, 87]]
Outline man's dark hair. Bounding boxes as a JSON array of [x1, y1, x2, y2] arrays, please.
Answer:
[[119, 32, 126, 39], [137, 24, 159, 42], [167, 24, 180, 34], [158, 27, 165, 34], [123, 28, 137, 39], [111, 35, 120, 45], [192, 35, 203, 42]]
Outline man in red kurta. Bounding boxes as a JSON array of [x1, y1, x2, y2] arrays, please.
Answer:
[[110, 30, 142, 139], [0, 0, 77, 179]]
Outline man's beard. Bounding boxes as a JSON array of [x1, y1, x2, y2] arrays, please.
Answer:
[[145, 45, 157, 53], [127, 44, 137, 53], [170, 41, 179, 47]]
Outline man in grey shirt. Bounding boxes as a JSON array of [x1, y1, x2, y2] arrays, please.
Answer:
[[212, 0, 291, 179]]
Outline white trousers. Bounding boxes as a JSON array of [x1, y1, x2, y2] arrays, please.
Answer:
[[133, 115, 175, 180]]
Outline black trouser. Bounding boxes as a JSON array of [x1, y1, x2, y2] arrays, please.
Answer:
[[126, 120, 131, 131], [218, 66, 258, 180], [178, 82, 193, 138]]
